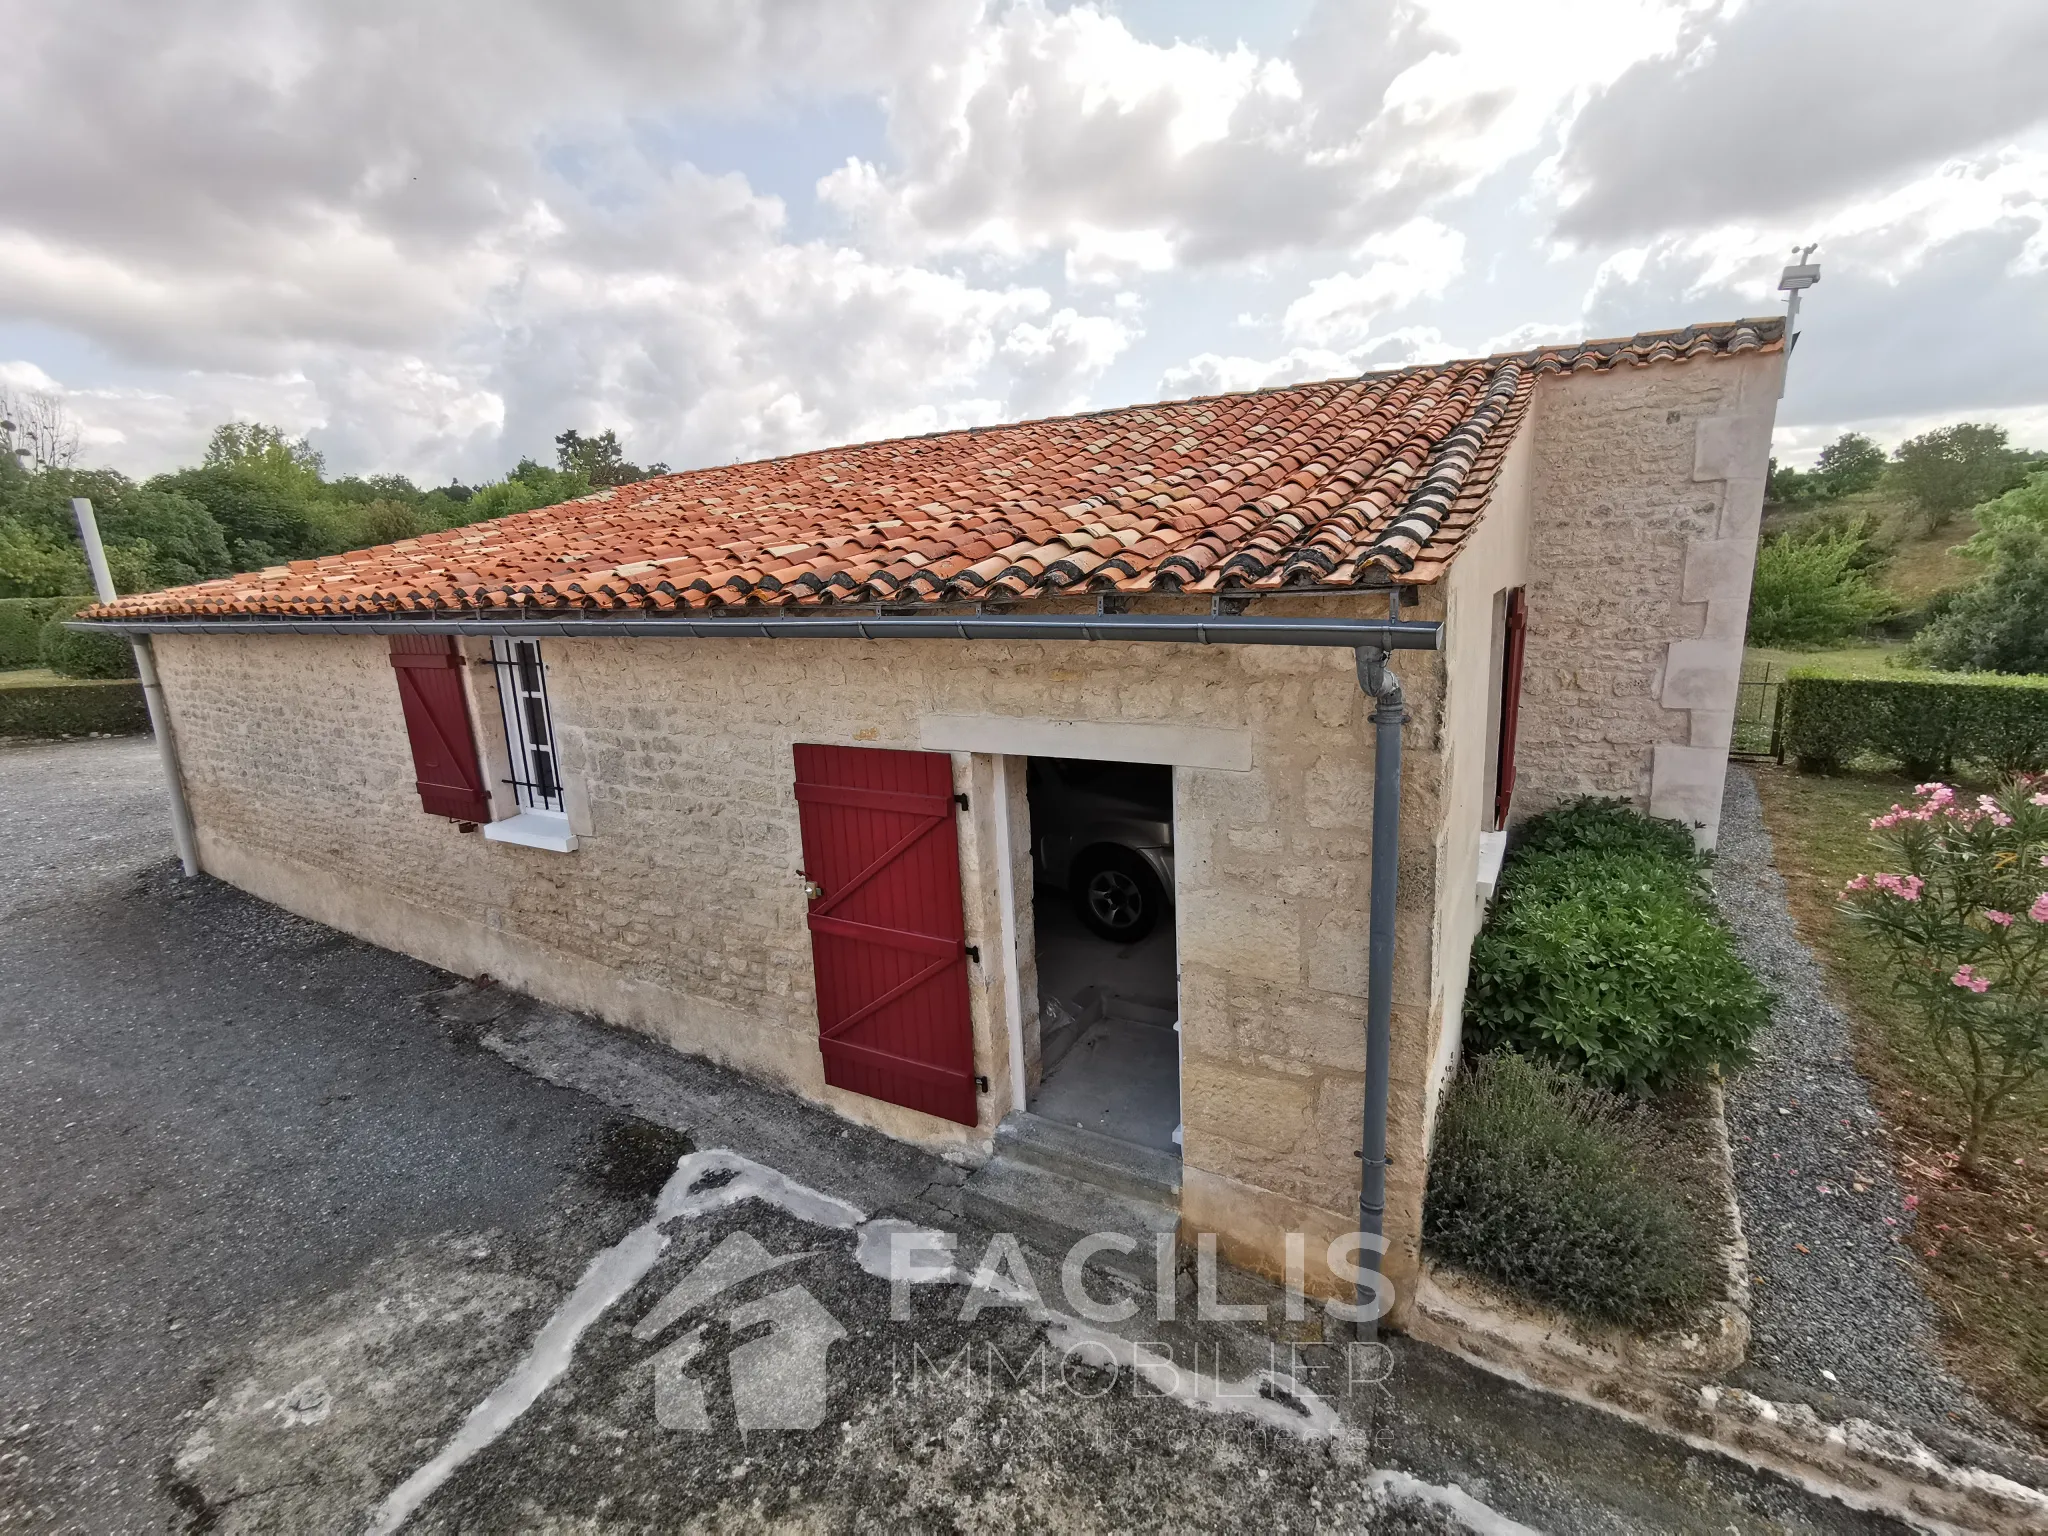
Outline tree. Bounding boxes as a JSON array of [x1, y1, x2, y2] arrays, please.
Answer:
[[554, 427, 667, 488], [148, 464, 314, 569], [203, 422, 326, 496], [1892, 423, 2032, 527], [1812, 432, 1886, 498], [1912, 470, 2048, 675], [1746, 528, 1892, 646], [0, 386, 81, 472]]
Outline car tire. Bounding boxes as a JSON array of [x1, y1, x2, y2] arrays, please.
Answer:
[[1069, 845, 1166, 943]]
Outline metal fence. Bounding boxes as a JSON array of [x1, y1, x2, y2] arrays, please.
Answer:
[[1731, 660, 1785, 761]]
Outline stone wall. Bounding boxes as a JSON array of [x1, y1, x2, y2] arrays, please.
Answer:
[[149, 603, 1451, 1303], [1513, 350, 1781, 847]]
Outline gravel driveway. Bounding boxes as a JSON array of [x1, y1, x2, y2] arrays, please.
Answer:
[[1714, 767, 2012, 1442], [0, 736, 1916, 1533]]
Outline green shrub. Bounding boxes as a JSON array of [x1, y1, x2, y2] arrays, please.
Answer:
[[0, 678, 148, 738], [0, 595, 91, 668], [1780, 670, 2048, 776], [1424, 1053, 1712, 1328], [39, 615, 137, 679], [1509, 794, 1699, 866], [1910, 518, 2048, 676], [1464, 799, 1768, 1092], [1746, 529, 1892, 647]]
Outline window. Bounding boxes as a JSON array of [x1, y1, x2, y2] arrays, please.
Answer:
[[482, 638, 577, 851]]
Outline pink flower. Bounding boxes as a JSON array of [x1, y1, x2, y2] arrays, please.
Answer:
[[1903, 1194, 1920, 1212], [1976, 794, 2014, 828], [1952, 965, 1991, 993], [1985, 909, 2016, 927], [2033, 792, 2048, 807], [1918, 783, 1955, 805], [1842, 874, 1870, 896], [2031, 893, 2048, 924], [1871, 873, 1924, 901]]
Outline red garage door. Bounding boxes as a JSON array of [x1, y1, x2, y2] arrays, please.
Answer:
[[793, 745, 978, 1126]]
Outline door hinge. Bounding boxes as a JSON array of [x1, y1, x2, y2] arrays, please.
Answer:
[[975, 1075, 991, 1094], [954, 792, 969, 811], [964, 944, 981, 963]]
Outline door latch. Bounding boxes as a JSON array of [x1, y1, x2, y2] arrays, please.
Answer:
[[802, 879, 824, 902]]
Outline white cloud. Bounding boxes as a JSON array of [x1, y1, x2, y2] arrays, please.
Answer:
[[1282, 219, 1466, 346]]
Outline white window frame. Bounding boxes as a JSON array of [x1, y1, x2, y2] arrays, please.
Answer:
[[481, 637, 577, 852]]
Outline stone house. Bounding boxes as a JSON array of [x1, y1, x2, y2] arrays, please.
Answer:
[[84, 318, 1784, 1317]]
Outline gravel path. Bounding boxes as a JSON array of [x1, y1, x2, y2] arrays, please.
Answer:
[[1714, 766, 2007, 1438]]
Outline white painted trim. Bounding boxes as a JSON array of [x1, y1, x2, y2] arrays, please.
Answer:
[[919, 714, 1252, 771], [482, 808, 579, 853], [1475, 829, 1507, 902], [990, 756, 1030, 1117]]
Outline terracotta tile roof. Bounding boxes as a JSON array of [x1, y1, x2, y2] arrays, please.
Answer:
[[93, 318, 1781, 621]]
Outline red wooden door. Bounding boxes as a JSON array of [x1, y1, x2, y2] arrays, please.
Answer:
[[389, 635, 491, 822], [1494, 587, 1528, 829], [793, 745, 978, 1126]]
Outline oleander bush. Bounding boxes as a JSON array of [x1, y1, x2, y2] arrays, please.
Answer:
[[1781, 671, 2048, 777], [1464, 798, 1769, 1093], [1423, 1053, 1712, 1328]]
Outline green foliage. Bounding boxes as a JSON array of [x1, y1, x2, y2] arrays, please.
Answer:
[[1912, 519, 2048, 676], [1781, 671, 2048, 776], [0, 466, 225, 595], [0, 596, 91, 667], [1464, 799, 1769, 1093], [0, 676, 149, 738], [1747, 528, 1893, 646], [146, 463, 311, 569], [1510, 794, 1700, 865], [203, 422, 325, 496], [1423, 1053, 1712, 1329], [555, 428, 667, 488], [39, 613, 136, 679], [1892, 423, 2037, 526], [1839, 780, 2048, 1170], [464, 460, 594, 521], [1767, 431, 1888, 506]]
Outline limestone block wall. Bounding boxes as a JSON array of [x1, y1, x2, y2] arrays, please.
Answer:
[[1512, 349, 1781, 848], [149, 602, 1452, 1302]]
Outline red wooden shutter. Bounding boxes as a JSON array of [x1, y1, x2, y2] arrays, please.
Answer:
[[793, 744, 978, 1127], [1494, 587, 1528, 829], [389, 636, 491, 822]]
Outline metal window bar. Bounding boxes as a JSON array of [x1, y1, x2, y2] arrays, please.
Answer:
[[490, 638, 565, 812]]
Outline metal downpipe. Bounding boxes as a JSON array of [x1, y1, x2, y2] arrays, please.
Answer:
[[1354, 644, 1406, 1342], [71, 499, 199, 877]]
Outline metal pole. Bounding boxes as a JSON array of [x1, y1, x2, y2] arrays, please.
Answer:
[[71, 498, 199, 877], [1354, 643, 1406, 1341]]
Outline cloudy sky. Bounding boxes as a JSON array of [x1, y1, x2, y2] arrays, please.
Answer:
[[4, 0, 2047, 484]]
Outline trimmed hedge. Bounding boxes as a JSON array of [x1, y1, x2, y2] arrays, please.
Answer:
[[0, 595, 93, 669], [1464, 798, 1770, 1092], [0, 678, 149, 738], [39, 615, 137, 679], [1781, 670, 2048, 776]]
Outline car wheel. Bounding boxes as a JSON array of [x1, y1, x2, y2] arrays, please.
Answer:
[[1069, 845, 1165, 943]]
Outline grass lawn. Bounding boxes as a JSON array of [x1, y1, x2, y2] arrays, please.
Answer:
[[1744, 642, 1907, 679], [1750, 763, 2048, 1437]]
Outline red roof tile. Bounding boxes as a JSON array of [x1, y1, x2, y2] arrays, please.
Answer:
[[93, 319, 1781, 621]]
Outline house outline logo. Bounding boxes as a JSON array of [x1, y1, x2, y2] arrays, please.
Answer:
[[633, 1231, 846, 1432]]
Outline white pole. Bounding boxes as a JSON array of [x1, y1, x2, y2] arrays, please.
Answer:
[[71, 498, 199, 877], [991, 755, 1030, 1116]]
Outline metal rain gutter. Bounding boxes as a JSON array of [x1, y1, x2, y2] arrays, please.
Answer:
[[71, 610, 1443, 651], [75, 605, 1434, 1314]]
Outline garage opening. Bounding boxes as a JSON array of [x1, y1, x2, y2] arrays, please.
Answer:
[[1024, 757, 1180, 1155]]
